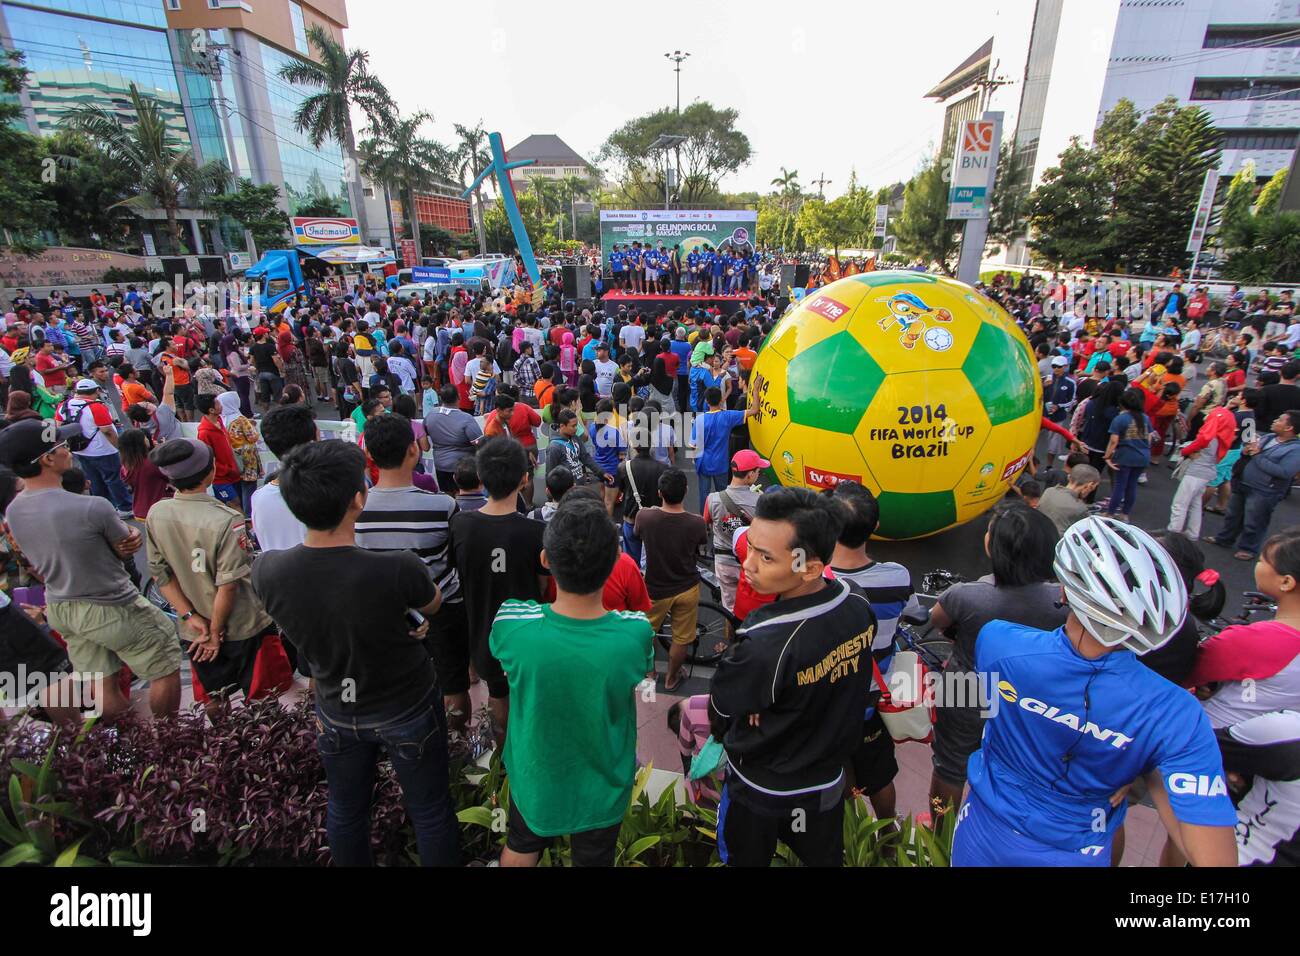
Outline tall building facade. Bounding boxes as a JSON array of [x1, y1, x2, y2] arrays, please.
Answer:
[[0, 0, 360, 255], [1098, 0, 1300, 181]]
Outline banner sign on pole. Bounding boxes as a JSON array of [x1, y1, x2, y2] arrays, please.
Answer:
[[874, 204, 889, 239], [947, 120, 997, 220], [411, 266, 451, 284], [1186, 170, 1221, 254], [399, 239, 417, 268]]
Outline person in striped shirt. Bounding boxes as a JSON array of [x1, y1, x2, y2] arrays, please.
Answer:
[[352, 413, 469, 731], [824, 480, 922, 820]]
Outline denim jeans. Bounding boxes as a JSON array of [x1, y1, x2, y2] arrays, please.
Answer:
[[1213, 487, 1281, 557], [75, 452, 133, 512], [1105, 465, 1143, 516], [698, 471, 729, 514], [622, 520, 642, 566], [315, 688, 460, 866], [257, 371, 283, 405]]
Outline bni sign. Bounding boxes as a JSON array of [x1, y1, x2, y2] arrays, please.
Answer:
[[947, 120, 996, 221]]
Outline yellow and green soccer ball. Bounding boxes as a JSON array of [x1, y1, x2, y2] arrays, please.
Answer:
[[750, 271, 1042, 539]]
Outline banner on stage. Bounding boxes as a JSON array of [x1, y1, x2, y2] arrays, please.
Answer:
[[599, 209, 758, 266]]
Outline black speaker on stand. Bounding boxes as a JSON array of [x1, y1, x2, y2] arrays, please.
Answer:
[[562, 264, 591, 301], [794, 264, 811, 288]]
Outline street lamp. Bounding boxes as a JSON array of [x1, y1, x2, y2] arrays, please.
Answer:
[[651, 134, 688, 210], [664, 50, 690, 114], [664, 51, 689, 205]]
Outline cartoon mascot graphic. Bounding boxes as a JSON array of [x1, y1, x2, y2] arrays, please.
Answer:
[[875, 291, 954, 350]]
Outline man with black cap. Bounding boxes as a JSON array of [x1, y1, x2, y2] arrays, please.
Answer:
[[145, 438, 293, 713], [0, 420, 181, 720]]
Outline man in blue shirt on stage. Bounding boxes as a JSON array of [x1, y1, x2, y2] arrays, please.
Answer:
[[687, 248, 701, 295], [610, 245, 625, 291]]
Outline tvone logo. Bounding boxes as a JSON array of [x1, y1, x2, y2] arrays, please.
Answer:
[[804, 466, 861, 490]]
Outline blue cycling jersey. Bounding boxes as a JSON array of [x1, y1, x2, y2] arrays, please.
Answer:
[[964, 621, 1235, 855]]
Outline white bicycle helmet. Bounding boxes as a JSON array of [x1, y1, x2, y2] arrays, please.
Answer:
[[1053, 516, 1187, 654]]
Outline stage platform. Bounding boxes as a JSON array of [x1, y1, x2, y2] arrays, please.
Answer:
[[597, 291, 753, 315]]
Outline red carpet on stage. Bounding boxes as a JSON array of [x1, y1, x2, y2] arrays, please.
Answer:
[[600, 292, 751, 303]]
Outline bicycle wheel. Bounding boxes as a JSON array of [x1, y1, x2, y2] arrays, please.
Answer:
[[690, 601, 735, 666]]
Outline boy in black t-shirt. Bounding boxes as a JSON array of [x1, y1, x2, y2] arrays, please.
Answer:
[[449, 437, 548, 745], [251, 441, 456, 866]]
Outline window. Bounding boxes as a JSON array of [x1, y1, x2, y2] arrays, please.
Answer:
[[168, 0, 181, 9], [1191, 78, 1300, 101], [362, 185, 376, 198], [1204, 25, 1300, 49], [1219, 128, 1300, 151], [289, 1, 308, 55]]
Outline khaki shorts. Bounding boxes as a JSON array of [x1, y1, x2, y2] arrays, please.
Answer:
[[46, 594, 182, 682], [649, 583, 700, 646]]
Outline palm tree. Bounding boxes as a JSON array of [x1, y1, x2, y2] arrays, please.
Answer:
[[453, 122, 491, 255], [278, 23, 393, 231], [360, 111, 453, 263], [530, 177, 564, 240], [557, 173, 591, 243], [63, 83, 228, 254], [771, 167, 801, 212]]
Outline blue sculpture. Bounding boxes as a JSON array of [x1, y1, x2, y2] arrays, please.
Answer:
[[461, 132, 542, 290]]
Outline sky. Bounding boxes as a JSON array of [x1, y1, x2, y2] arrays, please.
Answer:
[[343, 0, 1045, 200]]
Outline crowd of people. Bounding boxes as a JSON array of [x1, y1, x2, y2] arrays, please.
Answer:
[[0, 266, 1297, 869]]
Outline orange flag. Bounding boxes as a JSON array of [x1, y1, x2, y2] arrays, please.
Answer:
[[842, 259, 859, 278], [862, 256, 876, 273], [827, 256, 841, 280]]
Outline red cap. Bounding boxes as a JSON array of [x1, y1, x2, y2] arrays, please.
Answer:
[[732, 450, 770, 472]]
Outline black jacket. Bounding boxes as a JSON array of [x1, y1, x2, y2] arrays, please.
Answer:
[[710, 578, 877, 797]]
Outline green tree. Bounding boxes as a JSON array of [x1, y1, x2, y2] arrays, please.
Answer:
[[0, 50, 57, 254], [452, 122, 491, 255], [295, 195, 343, 218], [770, 167, 801, 212], [796, 196, 859, 257], [893, 158, 961, 274], [1224, 211, 1300, 284], [1124, 105, 1221, 274], [987, 145, 1031, 252], [64, 82, 229, 254], [38, 130, 136, 249], [1026, 139, 1111, 268], [557, 173, 592, 242], [598, 101, 752, 206], [1255, 169, 1288, 218], [359, 112, 452, 263], [278, 23, 392, 231], [1219, 161, 1258, 250], [208, 178, 291, 254]]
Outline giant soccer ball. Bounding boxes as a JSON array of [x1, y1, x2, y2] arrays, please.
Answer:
[[749, 271, 1042, 539]]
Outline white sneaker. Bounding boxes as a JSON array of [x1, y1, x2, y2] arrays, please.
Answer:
[[1137, 474, 1148, 484]]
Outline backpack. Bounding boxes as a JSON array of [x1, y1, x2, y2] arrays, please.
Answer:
[[714, 490, 754, 554]]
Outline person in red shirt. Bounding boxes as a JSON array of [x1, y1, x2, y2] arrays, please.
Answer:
[[602, 551, 652, 614], [484, 392, 542, 501], [34, 341, 73, 394], [1224, 350, 1249, 396], [195, 393, 242, 510], [731, 527, 777, 622]]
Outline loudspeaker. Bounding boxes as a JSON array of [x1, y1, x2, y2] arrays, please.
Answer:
[[779, 264, 797, 291], [794, 264, 811, 288], [562, 264, 591, 300]]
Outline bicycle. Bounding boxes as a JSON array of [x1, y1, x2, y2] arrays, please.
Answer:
[[1207, 590, 1275, 634], [652, 561, 738, 671]]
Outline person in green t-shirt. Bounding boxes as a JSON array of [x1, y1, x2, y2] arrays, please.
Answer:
[[489, 493, 654, 866], [350, 388, 392, 435]]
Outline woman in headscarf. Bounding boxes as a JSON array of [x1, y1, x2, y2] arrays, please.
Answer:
[[3, 391, 43, 424], [217, 390, 263, 515], [277, 330, 312, 403], [559, 330, 578, 388]]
